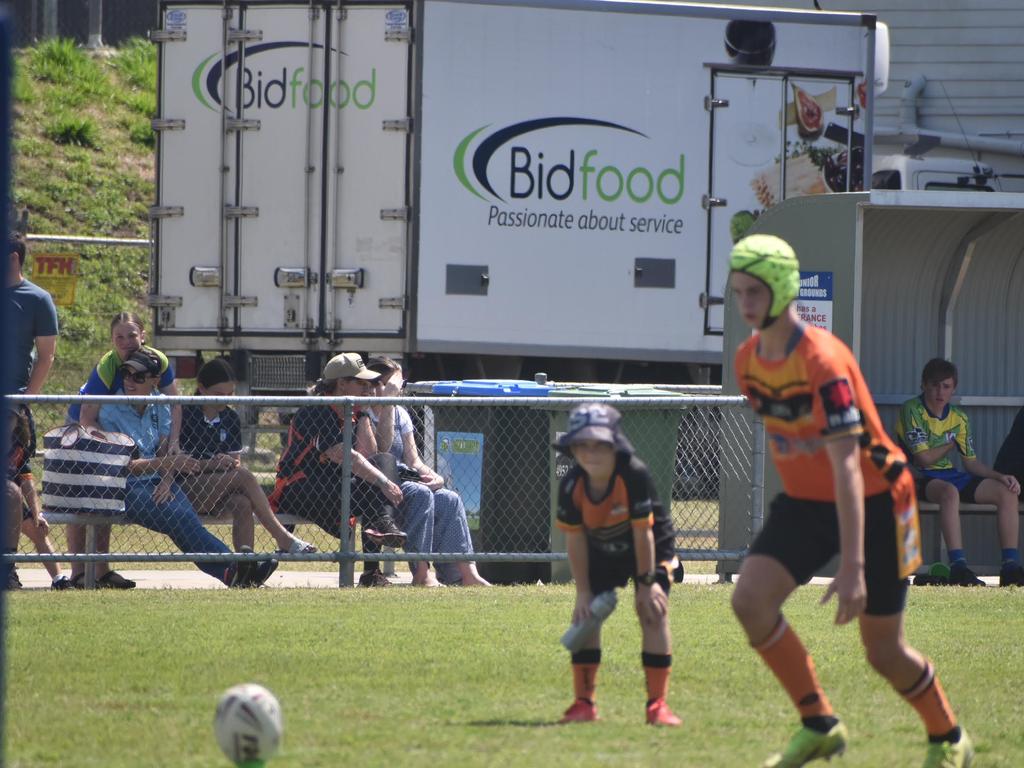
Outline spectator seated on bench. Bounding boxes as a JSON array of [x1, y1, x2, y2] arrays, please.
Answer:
[[92, 349, 277, 588], [994, 404, 1024, 491], [177, 357, 315, 555], [896, 358, 1023, 587], [268, 353, 407, 564]]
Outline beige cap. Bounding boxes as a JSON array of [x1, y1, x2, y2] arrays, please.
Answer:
[[322, 352, 380, 381]]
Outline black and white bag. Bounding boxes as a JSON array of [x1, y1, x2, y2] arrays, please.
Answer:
[[42, 424, 135, 515]]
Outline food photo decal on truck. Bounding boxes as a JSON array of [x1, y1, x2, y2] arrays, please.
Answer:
[[453, 116, 688, 236]]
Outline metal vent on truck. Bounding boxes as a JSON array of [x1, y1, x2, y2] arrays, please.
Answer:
[[248, 355, 309, 393]]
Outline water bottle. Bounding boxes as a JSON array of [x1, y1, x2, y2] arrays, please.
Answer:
[[560, 590, 618, 652]]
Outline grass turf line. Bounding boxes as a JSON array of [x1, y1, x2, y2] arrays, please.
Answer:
[[5, 584, 1023, 767]]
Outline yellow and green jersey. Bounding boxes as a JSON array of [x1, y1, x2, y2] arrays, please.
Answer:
[[896, 395, 975, 474]]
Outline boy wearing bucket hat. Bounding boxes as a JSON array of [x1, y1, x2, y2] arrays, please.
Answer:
[[728, 235, 972, 767], [553, 403, 681, 727]]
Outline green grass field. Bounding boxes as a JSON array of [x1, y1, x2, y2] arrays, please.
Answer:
[[5, 584, 1023, 767]]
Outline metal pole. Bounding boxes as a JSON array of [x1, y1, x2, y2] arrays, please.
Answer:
[[42, 0, 57, 39], [86, 0, 103, 49]]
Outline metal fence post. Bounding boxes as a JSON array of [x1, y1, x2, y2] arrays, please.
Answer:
[[42, 0, 57, 39], [86, 0, 104, 49], [750, 414, 765, 537], [339, 399, 355, 587]]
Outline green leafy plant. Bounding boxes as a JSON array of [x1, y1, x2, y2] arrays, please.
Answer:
[[44, 113, 100, 148]]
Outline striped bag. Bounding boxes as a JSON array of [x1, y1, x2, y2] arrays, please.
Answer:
[[42, 425, 135, 515]]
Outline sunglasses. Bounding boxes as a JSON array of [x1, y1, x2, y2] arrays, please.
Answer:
[[121, 370, 155, 384]]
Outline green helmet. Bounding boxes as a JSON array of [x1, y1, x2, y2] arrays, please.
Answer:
[[729, 234, 800, 323]]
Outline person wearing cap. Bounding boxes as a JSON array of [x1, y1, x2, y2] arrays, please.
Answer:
[[553, 402, 682, 727], [269, 352, 407, 558], [727, 234, 972, 767], [66, 311, 183, 588], [363, 355, 490, 587], [177, 357, 317, 555], [97, 349, 278, 588], [5, 400, 71, 590]]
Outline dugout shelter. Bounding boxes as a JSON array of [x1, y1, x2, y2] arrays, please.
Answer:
[[719, 190, 1024, 576]]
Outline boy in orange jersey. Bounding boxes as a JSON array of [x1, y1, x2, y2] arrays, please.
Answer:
[[728, 235, 972, 768], [554, 403, 682, 727]]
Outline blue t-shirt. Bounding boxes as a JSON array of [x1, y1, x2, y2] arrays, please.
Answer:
[[68, 347, 175, 423], [180, 405, 242, 460], [6, 278, 59, 390], [98, 397, 172, 480]]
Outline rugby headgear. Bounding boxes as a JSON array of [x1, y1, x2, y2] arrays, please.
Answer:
[[729, 234, 800, 327]]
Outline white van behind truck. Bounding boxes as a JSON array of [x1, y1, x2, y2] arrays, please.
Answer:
[[872, 155, 997, 193]]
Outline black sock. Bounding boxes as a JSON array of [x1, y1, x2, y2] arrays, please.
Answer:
[[928, 726, 961, 744], [802, 715, 839, 733]]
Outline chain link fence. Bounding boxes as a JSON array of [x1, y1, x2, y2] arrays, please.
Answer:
[[6, 393, 758, 585]]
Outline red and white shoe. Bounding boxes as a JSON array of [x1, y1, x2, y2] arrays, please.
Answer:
[[559, 698, 599, 723], [645, 698, 682, 727]]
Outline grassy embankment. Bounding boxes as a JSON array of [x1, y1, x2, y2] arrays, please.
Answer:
[[11, 37, 156, 392]]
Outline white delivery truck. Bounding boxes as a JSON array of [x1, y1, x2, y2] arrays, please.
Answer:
[[149, 0, 884, 386]]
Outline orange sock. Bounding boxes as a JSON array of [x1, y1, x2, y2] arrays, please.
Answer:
[[641, 652, 671, 702], [754, 617, 833, 718], [900, 660, 957, 737], [571, 649, 600, 702]]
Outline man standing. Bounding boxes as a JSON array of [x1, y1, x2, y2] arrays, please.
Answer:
[[7, 236, 57, 395]]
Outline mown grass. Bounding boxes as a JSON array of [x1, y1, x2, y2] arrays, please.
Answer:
[[5, 585, 1024, 767], [11, 37, 157, 391]]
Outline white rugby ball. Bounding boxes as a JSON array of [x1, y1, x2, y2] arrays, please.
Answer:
[[213, 683, 283, 765]]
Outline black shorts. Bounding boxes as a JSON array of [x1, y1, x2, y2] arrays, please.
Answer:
[[587, 547, 672, 596], [749, 492, 908, 616], [914, 475, 984, 503]]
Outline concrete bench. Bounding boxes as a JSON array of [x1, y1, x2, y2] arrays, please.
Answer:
[[915, 501, 1024, 574]]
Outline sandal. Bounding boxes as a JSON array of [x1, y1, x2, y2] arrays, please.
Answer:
[[96, 570, 137, 590]]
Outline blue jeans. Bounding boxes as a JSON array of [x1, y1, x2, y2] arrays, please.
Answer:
[[124, 476, 231, 582], [396, 483, 474, 584]]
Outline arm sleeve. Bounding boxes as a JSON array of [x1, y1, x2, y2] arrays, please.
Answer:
[[35, 292, 59, 336], [158, 404, 172, 439], [555, 472, 583, 531], [809, 353, 863, 440], [624, 459, 656, 528], [954, 408, 976, 459], [80, 366, 114, 397]]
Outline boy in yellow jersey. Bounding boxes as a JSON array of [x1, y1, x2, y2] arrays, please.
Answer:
[[897, 358, 1022, 586], [728, 235, 972, 768], [554, 403, 682, 727]]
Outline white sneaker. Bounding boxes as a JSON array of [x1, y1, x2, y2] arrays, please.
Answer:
[[288, 538, 317, 554]]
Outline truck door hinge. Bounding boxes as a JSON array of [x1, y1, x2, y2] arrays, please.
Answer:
[[380, 207, 410, 222], [385, 28, 412, 43], [835, 105, 859, 118], [382, 118, 412, 133], [226, 28, 263, 44], [225, 118, 261, 132], [151, 118, 185, 131], [224, 206, 259, 219], [146, 294, 183, 308], [149, 29, 186, 43], [149, 205, 184, 219], [223, 295, 259, 308], [701, 195, 727, 209], [704, 96, 729, 111], [379, 296, 407, 310]]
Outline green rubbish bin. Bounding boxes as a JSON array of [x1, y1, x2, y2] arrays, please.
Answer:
[[428, 379, 553, 585], [547, 386, 685, 583]]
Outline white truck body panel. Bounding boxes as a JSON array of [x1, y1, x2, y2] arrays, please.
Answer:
[[153, 0, 875, 367]]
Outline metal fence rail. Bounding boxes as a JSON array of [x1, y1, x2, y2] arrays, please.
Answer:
[[4, 393, 758, 586]]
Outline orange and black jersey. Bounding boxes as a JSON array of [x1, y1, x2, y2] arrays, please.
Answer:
[[269, 405, 368, 509], [734, 324, 907, 502], [556, 454, 675, 561]]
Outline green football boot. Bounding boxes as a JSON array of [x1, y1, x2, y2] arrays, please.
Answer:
[[762, 722, 849, 768], [922, 729, 974, 768]]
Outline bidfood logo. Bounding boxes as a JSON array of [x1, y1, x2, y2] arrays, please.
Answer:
[[453, 118, 686, 236], [191, 42, 376, 112]]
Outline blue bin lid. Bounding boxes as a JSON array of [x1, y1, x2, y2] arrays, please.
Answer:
[[430, 379, 552, 397]]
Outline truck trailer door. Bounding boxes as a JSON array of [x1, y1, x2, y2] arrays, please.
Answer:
[[323, 5, 410, 339], [707, 72, 858, 333]]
